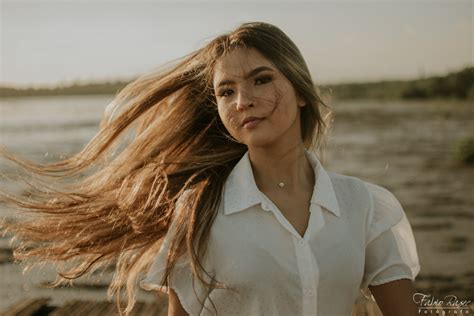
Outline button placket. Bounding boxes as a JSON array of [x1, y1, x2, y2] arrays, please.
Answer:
[[294, 236, 318, 316]]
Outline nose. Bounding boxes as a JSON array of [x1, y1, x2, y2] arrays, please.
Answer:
[[235, 89, 254, 111], [236, 89, 253, 111]]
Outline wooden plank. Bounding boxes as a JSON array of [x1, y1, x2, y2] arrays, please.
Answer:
[[50, 300, 105, 316], [49, 299, 168, 316], [134, 301, 167, 316], [1, 297, 415, 315], [1, 297, 50, 316], [86, 301, 115, 316]]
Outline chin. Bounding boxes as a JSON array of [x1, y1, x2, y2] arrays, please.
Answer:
[[243, 136, 279, 148]]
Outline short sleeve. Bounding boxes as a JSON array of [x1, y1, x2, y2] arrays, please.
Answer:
[[360, 181, 421, 292], [139, 189, 210, 315]]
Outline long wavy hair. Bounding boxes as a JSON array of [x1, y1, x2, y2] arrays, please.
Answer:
[[0, 21, 333, 315]]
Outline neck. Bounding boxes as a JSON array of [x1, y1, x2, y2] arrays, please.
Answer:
[[248, 144, 315, 194]]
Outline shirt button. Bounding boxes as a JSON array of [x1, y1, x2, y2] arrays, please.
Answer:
[[298, 240, 305, 246], [305, 289, 314, 297]]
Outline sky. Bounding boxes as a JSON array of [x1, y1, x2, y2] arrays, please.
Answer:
[[0, 0, 472, 87]]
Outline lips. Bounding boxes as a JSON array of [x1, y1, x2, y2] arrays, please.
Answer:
[[241, 116, 265, 127]]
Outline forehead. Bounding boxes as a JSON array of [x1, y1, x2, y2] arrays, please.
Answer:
[[213, 47, 274, 86]]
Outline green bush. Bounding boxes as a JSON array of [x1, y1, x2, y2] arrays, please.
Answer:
[[455, 136, 474, 164]]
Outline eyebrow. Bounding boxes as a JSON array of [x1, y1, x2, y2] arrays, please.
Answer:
[[216, 66, 275, 88]]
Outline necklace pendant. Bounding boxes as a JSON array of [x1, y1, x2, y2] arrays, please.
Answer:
[[278, 182, 285, 188]]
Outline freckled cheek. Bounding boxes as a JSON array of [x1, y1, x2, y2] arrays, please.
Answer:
[[228, 113, 242, 130], [219, 107, 241, 131], [275, 93, 294, 116]]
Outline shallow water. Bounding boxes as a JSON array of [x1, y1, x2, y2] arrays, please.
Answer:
[[0, 95, 160, 310]]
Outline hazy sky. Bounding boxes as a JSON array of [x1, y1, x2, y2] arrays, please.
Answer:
[[1, 0, 472, 87]]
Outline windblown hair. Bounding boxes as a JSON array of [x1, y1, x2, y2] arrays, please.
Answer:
[[0, 21, 333, 315]]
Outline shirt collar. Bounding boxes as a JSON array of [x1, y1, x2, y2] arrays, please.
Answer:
[[223, 148, 341, 217]]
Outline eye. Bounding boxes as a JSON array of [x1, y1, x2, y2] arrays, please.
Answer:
[[255, 75, 273, 85], [218, 89, 233, 98], [217, 75, 273, 98]]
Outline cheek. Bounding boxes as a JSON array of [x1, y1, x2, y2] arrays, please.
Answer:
[[272, 89, 296, 118], [218, 106, 240, 132], [265, 91, 299, 131]]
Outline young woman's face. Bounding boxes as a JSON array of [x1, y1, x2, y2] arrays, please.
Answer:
[[212, 47, 306, 148]]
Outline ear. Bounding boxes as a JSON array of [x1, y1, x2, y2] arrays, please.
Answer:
[[297, 94, 306, 107]]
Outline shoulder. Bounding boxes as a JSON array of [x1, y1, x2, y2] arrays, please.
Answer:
[[360, 181, 406, 245], [327, 170, 368, 190], [326, 170, 401, 210], [325, 170, 372, 212], [326, 171, 407, 244], [325, 170, 404, 227], [362, 181, 402, 210]]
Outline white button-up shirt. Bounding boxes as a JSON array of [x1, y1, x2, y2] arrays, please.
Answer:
[[141, 148, 420, 315]]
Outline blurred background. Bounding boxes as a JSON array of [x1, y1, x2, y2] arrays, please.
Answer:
[[1, 0, 473, 314]]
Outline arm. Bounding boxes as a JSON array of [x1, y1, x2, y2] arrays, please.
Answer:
[[167, 288, 189, 316], [369, 278, 418, 316]]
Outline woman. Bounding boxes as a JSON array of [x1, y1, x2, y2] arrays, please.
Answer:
[[0, 22, 420, 315]]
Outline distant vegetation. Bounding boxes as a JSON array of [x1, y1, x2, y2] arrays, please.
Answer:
[[1, 66, 473, 100], [0, 80, 129, 98], [455, 136, 474, 165], [323, 66, 474, 100]]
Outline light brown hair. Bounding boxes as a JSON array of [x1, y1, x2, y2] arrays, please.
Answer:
[[0, 21, 333, 315]]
